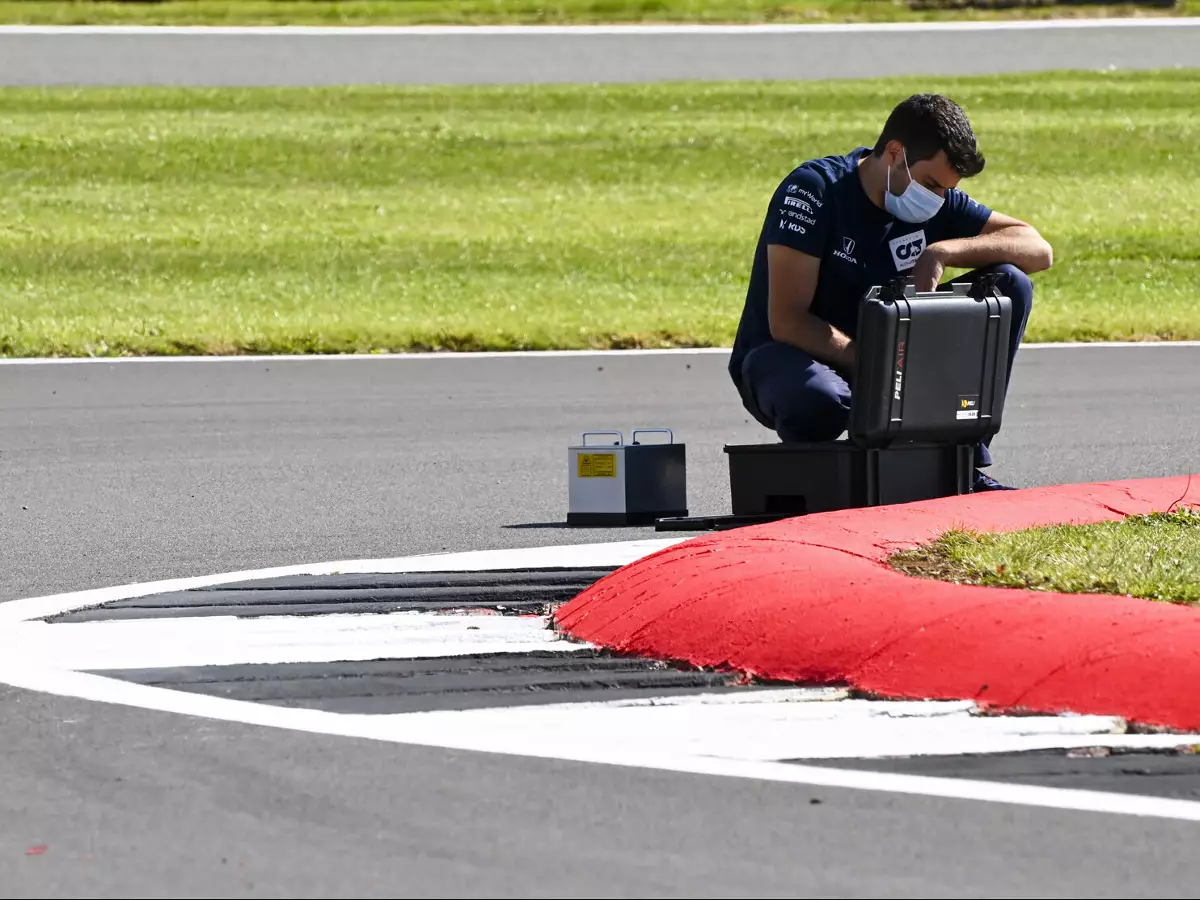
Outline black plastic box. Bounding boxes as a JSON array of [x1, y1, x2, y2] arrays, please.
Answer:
[[849, 277, 1012, 449], [725, 440, 973, 517]]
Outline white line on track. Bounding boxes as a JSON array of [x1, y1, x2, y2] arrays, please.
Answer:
[[0, 538, 680, 625], [3, 661, 1200, 822], [4, 613, 593, 670], [5, 540, 1200, 822], [0, 348, 730, 365], [1, 19, 1197, 36], [3, 342, 1200, 366]]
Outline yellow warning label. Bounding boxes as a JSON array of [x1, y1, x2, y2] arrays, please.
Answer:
[[577, 453, 617, 478]]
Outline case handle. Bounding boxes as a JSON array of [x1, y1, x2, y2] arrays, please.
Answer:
[[968, 270, 1003, 300], [882, 276, 914, 303], [632, 428, 674, 445], [582, 431, 623, 447]]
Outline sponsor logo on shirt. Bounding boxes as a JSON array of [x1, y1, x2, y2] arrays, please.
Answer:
[[784, 184, 823, 207], [889, 230, 926, 272], [783, 209, 816, 225], [782, 196, 814, 214], [779, 219, 806, 234], [797, 188, 823, 209], [833, 236, 858, 264]]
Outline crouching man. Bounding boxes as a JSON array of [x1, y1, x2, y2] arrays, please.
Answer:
[[728, 93, 1053, 491]]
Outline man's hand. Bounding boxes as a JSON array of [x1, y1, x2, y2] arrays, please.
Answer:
[[766, 244, 856, 374], [916, 212, 1053, 287], [912, 244, 947, 292]]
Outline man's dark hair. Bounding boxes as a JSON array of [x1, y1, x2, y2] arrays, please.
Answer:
[[871, 93, 985, 178]]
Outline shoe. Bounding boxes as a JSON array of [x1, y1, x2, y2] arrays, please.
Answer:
[[973, 469, 1018, 492]]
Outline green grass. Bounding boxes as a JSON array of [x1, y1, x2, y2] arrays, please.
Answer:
[[888, 507, 1200, 604], [2, 0, 1194, 26], [2, 72, 1199, 357]]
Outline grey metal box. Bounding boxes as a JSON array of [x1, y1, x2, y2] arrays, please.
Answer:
[[567, 429, 687, 526]]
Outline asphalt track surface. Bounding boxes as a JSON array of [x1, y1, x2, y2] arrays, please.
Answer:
[[2, 19, 1200, 86], [6, 20, 1200, 898], [7, 348, 1200, 602], [5, 347, 1200, 898]]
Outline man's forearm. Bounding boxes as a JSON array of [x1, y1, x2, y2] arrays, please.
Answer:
[[770, 309, 855, 374], [930, 225, 1054, 275]]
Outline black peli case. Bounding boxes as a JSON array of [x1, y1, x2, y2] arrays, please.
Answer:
[[848, 275, 1012, 449]]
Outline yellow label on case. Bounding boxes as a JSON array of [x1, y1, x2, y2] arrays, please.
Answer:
[[577, 453, 617, 478]]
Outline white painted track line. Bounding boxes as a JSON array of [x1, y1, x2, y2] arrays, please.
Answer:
[[3, 342, 1200, 366], [377, 697, 1157, 764], [1, 19, 1197, 35], [6, 541, 1200, 822], [0, 538, 681, 625], [3, 613, 591, 670], [3, 663, 1200, 823], [0, 348, 731, 365]]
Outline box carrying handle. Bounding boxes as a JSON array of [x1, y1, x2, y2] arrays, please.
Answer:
[[632, 428, 674, 445], [881, 277, 914, 303], [968, 270, 1004, 300], [582, 431, 623, 446]]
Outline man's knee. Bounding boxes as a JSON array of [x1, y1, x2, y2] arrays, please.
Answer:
[[775, 393, 848, 442], [991, 263, 1034, 327], [741, 343, 850, 442]]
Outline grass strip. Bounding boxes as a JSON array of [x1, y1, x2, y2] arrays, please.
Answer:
[[888, 507, 1200, 604], [1, 0, 1194, 27], [2, 71, 1198, 357]]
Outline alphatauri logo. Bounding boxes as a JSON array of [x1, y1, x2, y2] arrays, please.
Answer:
[[889, 231, 926, 272]]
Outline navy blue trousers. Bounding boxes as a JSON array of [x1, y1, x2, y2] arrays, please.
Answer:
[[736, 263, 1034, 468]]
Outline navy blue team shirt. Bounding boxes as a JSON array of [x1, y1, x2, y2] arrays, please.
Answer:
[[729, 145, 993, 386]]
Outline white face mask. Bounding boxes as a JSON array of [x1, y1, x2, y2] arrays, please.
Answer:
[[884, 148, 944, 223]]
